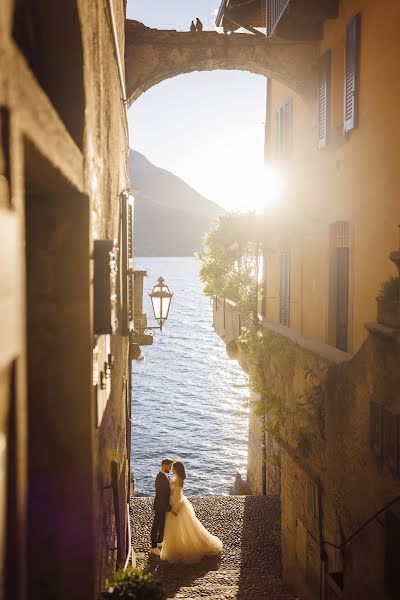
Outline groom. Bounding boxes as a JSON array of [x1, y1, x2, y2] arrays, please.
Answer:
[[150, 458, 173, 556]]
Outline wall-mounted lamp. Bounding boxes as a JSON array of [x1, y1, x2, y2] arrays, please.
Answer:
[[129, 275, 173, 360], [149, 276, 173, 332]]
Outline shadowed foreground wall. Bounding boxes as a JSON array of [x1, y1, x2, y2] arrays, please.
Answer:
[[0, 1, 131, 599]]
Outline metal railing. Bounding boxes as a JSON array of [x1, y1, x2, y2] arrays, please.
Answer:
[[267, 0, 290, 36]]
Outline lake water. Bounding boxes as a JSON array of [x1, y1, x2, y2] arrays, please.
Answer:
[[131, 257, 249, 496]]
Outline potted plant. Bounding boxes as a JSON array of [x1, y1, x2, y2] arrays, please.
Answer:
[[376, 276, 400, 327], [100, 568, 167, 600]]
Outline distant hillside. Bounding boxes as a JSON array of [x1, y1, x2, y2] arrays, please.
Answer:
[[129, 150, 225, 256]]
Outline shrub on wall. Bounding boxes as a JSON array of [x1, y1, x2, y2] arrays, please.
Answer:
[[100, 568, 167, 600], [377, 276, 400, 301]]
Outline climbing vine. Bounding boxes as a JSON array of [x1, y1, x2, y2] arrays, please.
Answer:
[[238, 326, 323, 454], [199, 213, 326, 468]]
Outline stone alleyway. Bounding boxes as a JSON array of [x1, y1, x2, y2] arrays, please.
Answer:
[[130, 495, 297, 600]]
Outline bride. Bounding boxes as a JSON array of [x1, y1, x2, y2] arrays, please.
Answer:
[[160, 461, 223, 564]]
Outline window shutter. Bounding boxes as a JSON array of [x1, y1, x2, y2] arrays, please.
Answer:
[[283, 98, 292, 160], [370, 400, 383, 458], [275, 98, 292, 162], [121, 192, 134, 336], [279, 248, 290, 327], [344, 13, 361, 133], [318, 50, 331, 149], [275, 109, 281, 160]]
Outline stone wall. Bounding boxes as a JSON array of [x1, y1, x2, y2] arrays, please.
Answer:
[[213, 299, 400, 600], [0, 1, 132, 599], [125, 20, 319, 105]]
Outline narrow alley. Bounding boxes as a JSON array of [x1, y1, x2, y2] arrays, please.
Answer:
[[131, 495, 296, 599]]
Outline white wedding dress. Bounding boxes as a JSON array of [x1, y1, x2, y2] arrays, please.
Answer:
[[160, 481, 223, 564]]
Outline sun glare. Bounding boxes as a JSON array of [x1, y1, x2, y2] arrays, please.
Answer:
[[222, 164, 283, 214]]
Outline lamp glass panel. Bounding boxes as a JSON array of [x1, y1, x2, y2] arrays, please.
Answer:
[[161, 294, 172, 320], [151, 296, 162, 321]]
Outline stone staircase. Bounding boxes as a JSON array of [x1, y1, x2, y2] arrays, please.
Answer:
[[130, 495, 296, 600]]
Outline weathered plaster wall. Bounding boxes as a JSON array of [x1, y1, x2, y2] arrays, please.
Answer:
[[214, 297, 400, 599], [0, 1, 131, 598]]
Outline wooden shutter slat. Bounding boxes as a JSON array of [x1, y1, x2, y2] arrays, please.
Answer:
[[318, 50, 331, 149], [344, 13, 361, 133]]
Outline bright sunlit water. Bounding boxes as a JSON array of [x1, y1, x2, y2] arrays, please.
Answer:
[[131, 257, 249, 496]]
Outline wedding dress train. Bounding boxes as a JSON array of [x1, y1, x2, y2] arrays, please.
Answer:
[[160, 482, 223, 564]]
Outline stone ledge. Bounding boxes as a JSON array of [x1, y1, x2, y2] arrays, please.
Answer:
[[365, 321, 400, 342], [260, 318, 351, 365]]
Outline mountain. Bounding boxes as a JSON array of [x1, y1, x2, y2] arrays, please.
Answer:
[[129, 150, 226, 256]]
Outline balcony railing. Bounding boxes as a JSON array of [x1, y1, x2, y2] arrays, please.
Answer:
[[267, 0, 290, 37]]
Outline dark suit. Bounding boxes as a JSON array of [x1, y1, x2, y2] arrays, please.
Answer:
[[150, 471, 171, 548]]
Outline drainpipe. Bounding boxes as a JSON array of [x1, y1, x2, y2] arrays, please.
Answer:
[[106, 0, 129, 145], [105, 1, 133, 569]]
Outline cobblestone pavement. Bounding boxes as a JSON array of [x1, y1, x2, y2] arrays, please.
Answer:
[[130, 495, 296, 600]]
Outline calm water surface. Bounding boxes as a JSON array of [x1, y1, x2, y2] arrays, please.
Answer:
[[131, 257, 249, 496]]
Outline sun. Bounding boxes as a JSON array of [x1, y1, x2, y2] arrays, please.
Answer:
[[224, 164, 284, 214]]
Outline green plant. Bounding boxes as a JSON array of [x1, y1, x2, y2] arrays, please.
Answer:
[[100, 568, 167, 600], [226, 338, 239, 359], [196, 212, 263, 319], [377, 276, 400, 301]]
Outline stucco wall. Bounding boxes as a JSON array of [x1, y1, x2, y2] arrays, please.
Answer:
[[265, 0, 400, 355], [0, 1, 131, 598]]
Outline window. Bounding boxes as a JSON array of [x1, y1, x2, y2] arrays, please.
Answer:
[[370, 400, 383, 458], [328, 221, 350, 352], [279, 248, 290, 327], [275, 98, 292, 162], [318, 51, 331, 149], [344, 14, 361, 133], [120, 193, 134, 336]]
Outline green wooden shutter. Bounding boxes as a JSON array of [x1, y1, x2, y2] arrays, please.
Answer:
[[344, 13, 361, 133], [318, 50, 331, 149]]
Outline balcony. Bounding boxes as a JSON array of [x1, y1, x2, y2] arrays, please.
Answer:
[[267, 0, 339, 40], [216, 0, 266, 33]]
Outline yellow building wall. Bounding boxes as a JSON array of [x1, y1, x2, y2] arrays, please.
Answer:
[[265, 0, 400, 353]]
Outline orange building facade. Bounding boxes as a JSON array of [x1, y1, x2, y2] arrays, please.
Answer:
[[215, 2, 400, 599], [262, 0, 400, 354]]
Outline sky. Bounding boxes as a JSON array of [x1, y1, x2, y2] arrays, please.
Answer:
[[126, 1, 267, 212]]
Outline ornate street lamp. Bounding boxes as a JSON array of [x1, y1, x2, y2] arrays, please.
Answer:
[[149, 276, 173, 331]]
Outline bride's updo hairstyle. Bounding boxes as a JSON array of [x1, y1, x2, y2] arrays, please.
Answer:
[[173, 461, 187, 480]]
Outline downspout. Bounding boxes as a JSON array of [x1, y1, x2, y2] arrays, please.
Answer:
[[105, 0, 129, 145], [105, 0, 132, 569]]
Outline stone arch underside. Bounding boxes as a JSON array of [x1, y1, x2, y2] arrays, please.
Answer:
[[125, 21, 319, 107]]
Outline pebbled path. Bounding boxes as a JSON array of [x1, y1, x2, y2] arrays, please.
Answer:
[[130, 495, 296, 600]]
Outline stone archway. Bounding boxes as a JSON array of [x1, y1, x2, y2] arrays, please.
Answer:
[[125, 20, 319, 106]]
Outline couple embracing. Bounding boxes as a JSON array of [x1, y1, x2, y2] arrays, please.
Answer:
[[150, 458, 223, 564]]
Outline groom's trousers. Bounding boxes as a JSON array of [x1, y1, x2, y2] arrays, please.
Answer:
[[151, 509, 166, 548]]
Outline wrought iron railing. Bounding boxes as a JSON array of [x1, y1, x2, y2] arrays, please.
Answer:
[[267, 0, 290, 36]]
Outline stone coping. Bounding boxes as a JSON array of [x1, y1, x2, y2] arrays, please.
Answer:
[[259, 317, 352, 365]]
